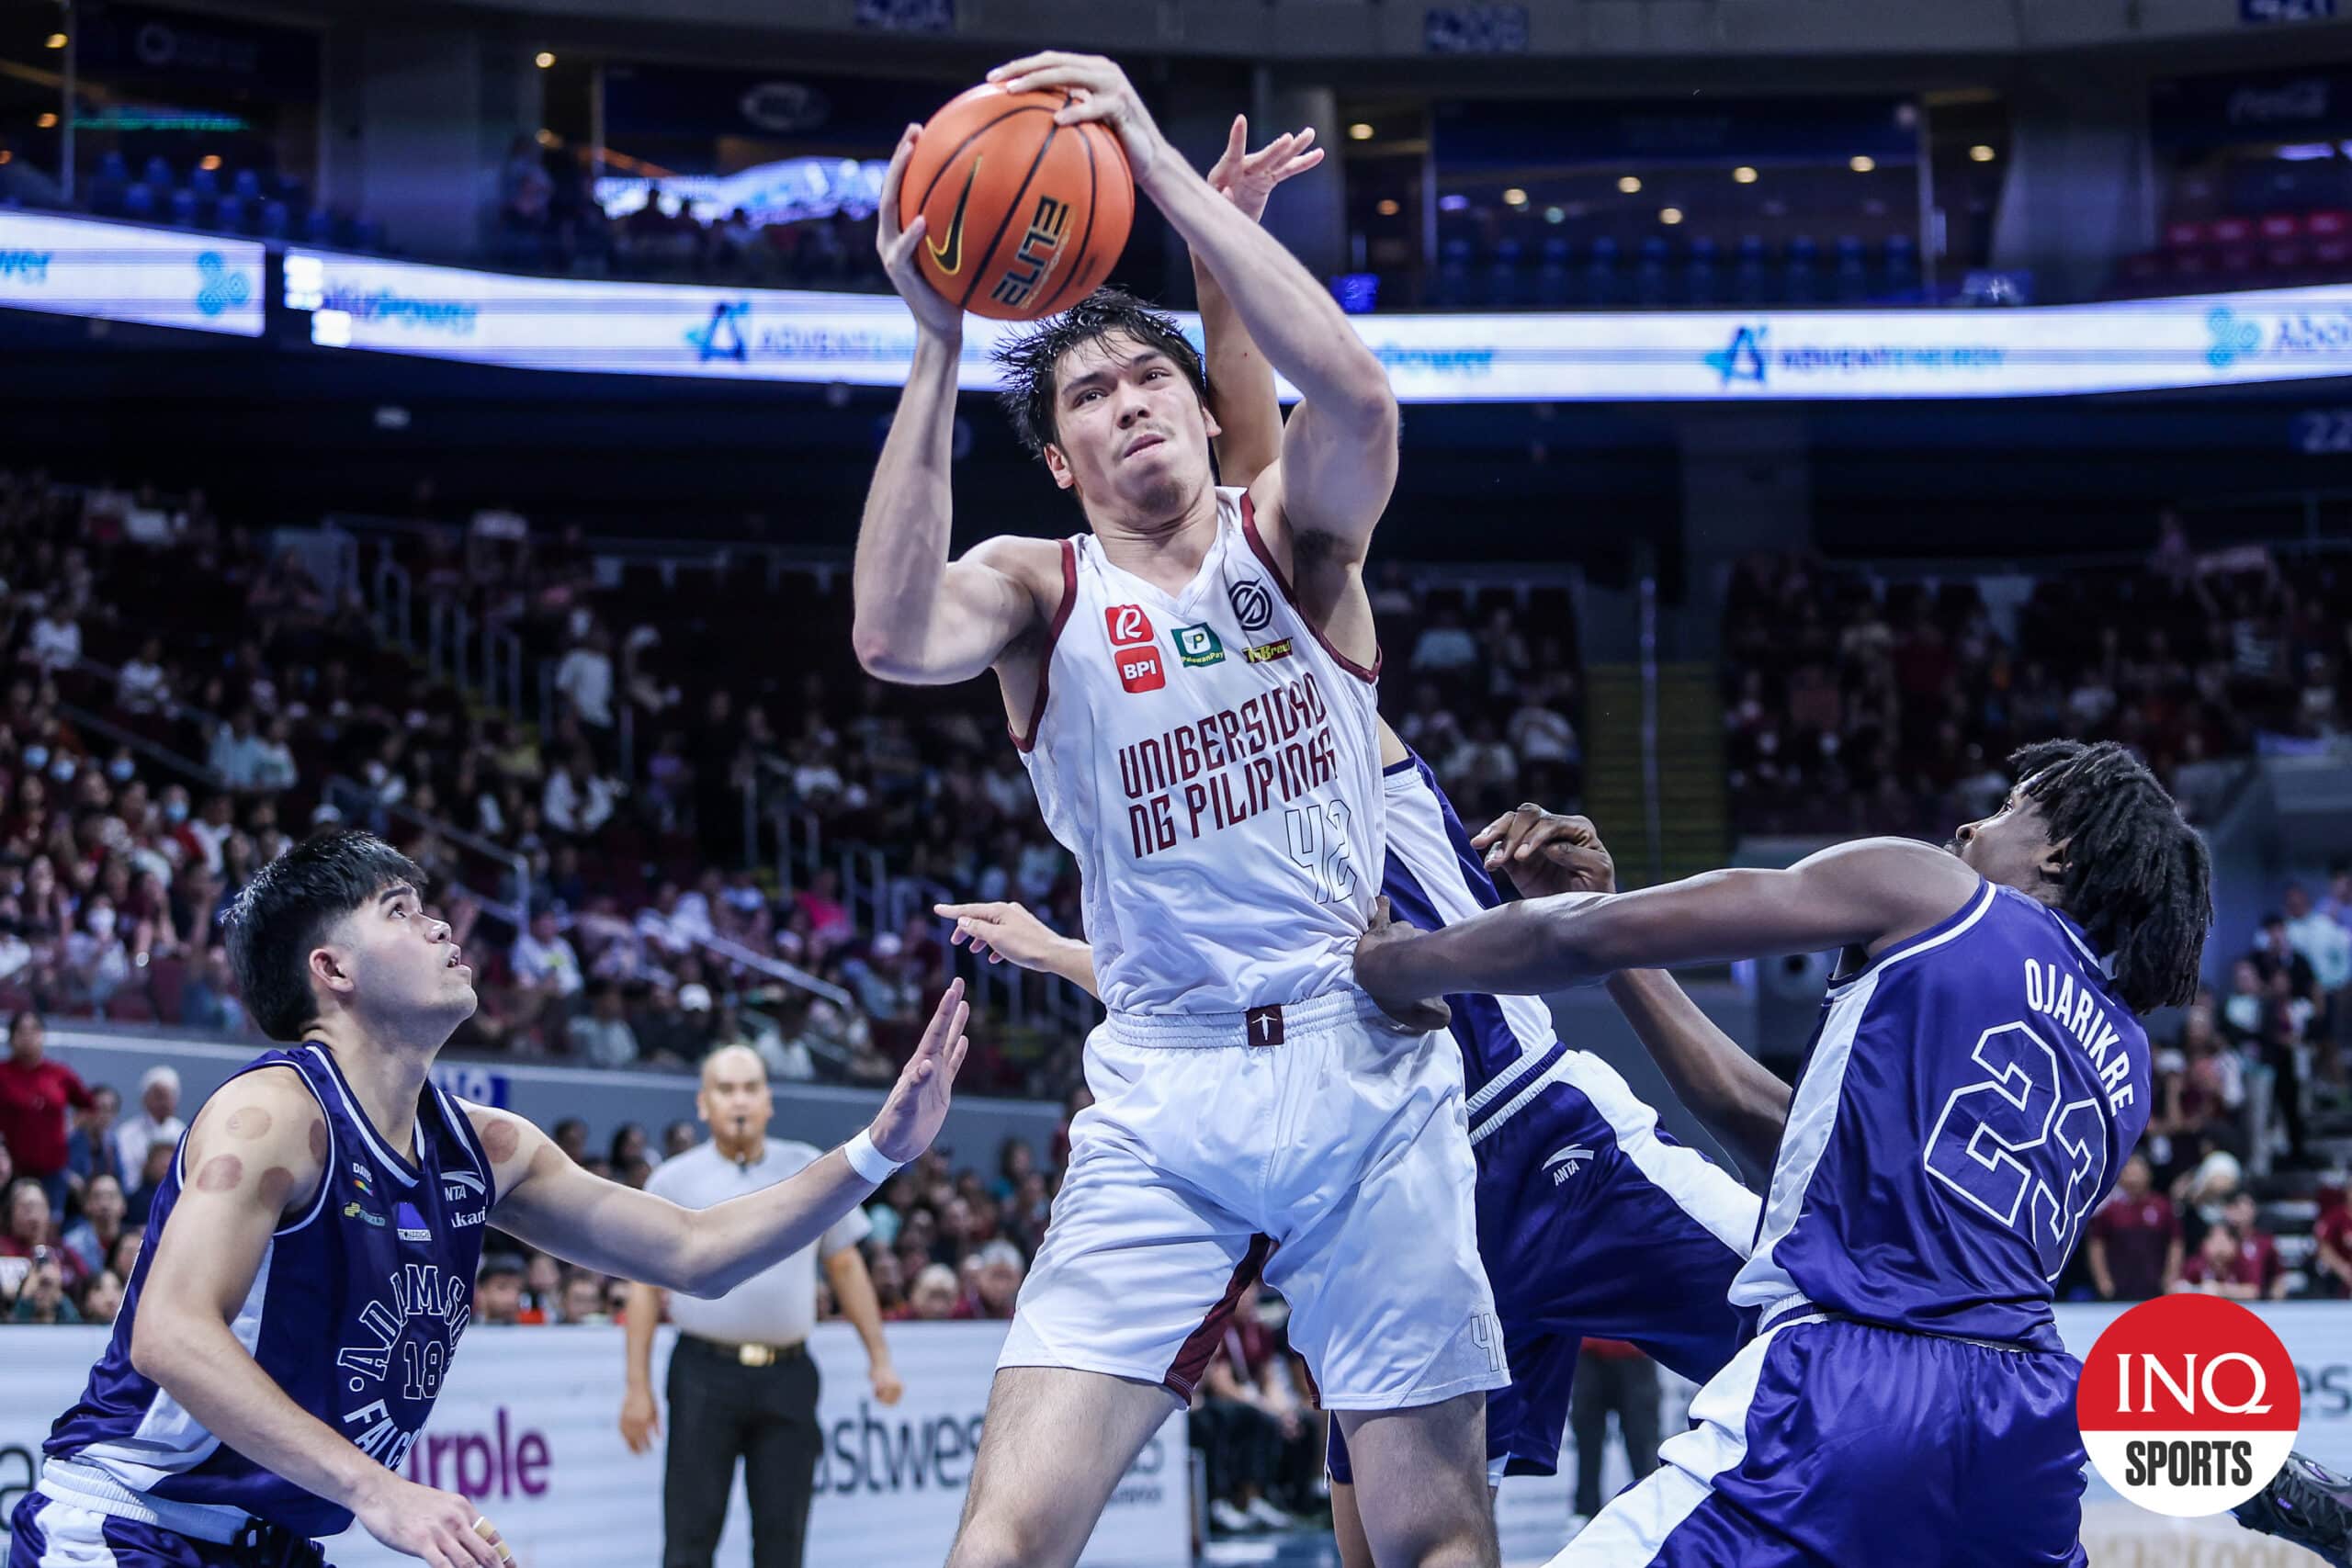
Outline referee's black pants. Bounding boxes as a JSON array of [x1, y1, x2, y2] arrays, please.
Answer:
[[662, 1336, 821, 1568]]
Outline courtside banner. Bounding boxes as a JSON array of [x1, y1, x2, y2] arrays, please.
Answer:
[[0, 1324, 1189, 1568], [280, 245, 2352, 400], [0, 212, 262, 336]]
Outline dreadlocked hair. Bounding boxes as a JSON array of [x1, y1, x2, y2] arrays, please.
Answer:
[[992, 288, 1207, 457], [2009, 739, 2212, 1014]]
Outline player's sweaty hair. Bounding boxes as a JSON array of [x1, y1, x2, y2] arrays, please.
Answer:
[[2007, 739, 2211, 1014], [993, 287, 1209, 457], [227, 828, 429, 1041]]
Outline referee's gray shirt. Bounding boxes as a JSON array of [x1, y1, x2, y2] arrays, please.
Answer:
[[644, 1138, 873, 1346]]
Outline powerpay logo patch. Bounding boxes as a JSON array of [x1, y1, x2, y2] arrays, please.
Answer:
[[1172, 624, 1224, 668]]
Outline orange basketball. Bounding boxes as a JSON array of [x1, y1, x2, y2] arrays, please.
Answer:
[[899, 83, 1134, 321]]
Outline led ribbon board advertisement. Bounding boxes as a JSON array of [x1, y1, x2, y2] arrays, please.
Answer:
[[0, 212, 262, 336], [280, 247, 2352, 401], [0, 1323, 1189, 1568]]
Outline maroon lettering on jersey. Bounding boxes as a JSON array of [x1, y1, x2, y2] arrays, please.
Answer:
[[1117, 644, 1166, 694], [1105, 604, 1155, 646], [1245, 1006, 1284, 1047]]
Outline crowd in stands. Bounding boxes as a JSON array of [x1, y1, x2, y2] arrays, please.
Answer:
[[495, 139, 892, 290], [1722, 514, 2352, 838], [2075, 870, 2352, 1303], [0, 466, 1585, 1106]]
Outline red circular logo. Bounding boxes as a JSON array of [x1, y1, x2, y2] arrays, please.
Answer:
[[2076, 1295, 2300, 1517]]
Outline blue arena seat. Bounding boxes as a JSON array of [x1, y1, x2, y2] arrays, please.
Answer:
[[1634, 235, 1673, 306], [1732, 235, 1770, 304], [1834, 236, 1870, 303], [1484, 239, 1524, 309], [1533, 236, 1573, 308], [1684, 235, 1722, 306], [1582, 235, 1623, 307], [1783, 235, 1821, 305]]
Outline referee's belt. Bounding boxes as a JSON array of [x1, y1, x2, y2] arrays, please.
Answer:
[[679, 1331, 807, 1368]]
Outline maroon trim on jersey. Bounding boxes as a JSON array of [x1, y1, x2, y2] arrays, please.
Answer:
[[1238, 491, 1381, 684], [1010, 540, 1080, 753], [1164, 1233, 1275, 1398]]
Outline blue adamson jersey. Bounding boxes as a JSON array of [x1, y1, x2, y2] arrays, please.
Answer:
[[1375, 751, 1556, 1103], [44, 1043, 493, 1538], [1732, 880, 2151, 1350]]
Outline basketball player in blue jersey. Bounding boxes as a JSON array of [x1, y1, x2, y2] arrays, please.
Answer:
[[10, 829, 972, 1568], [1354, 741, 2212, 1566]]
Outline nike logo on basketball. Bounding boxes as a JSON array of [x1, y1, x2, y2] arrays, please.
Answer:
[[927, 161, 980, 276], [1544, 1145, 1593, 1184]]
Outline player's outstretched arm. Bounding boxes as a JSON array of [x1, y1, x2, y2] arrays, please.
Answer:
[[480, 982, 971, 1298], [1471, 806, 1793, 1179], [1604, 971, 1791, 1185], [854, 127, 1048, 687], [1357, 836, 1982, 1010], [130, 1069, 510, 1568], [1193, 116, 1324, 488], [936, 900, 1099, 997], [990, 54, 1396, 549]]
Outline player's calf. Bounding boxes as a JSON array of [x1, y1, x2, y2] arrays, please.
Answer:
[[1337, 1392, 1502, 1568]]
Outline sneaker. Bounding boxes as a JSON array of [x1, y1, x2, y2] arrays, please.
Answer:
[[1208, 1498, 1257, 1536], [1242, 1495, 1295, 1530], [2234, 1451, 2352, 1568]]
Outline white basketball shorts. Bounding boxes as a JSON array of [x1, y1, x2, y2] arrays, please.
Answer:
[[998, 986, 1506, 1410]]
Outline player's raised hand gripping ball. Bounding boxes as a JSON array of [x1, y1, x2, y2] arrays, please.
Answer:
[[894, 83, 1134, 321]]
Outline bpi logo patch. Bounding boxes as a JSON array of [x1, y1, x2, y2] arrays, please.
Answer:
[[1115, 645, 1165, 694], [1105, 604, 1154, 646], [2077, 1294, 2299, 1517]]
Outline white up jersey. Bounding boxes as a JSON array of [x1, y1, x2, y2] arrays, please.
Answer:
[[1015, 486, 1385, 1014]]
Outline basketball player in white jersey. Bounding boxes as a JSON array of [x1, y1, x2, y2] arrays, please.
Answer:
[[861, 51, 1504, 1568]]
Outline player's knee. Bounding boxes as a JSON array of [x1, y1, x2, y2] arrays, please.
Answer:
[[1382, 1523, 1500, 1568], [944, 1508, 1082, 1568]]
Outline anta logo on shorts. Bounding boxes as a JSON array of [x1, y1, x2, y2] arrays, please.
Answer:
[[1543, 1145, 1593, 1185], [1115, 645, 1166, 694], [1105, 604, 1154, 646]]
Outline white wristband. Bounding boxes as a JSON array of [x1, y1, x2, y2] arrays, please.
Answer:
[[842, 1130, 900, 1185]]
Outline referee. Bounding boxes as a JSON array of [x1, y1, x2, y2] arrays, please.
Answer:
[[620, 1044, 903, 1568]]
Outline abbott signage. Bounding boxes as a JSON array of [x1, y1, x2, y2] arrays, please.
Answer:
[[0, 1324, 1189, 1568], [0, 212, 261, 336]]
